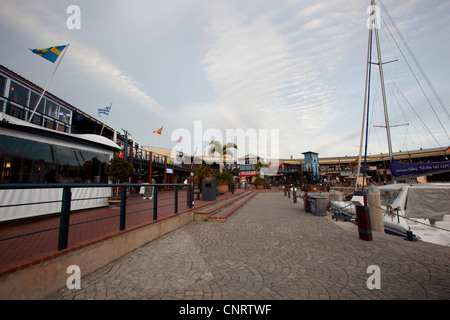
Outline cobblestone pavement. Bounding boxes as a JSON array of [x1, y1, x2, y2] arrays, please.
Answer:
[[48, 192, 450, 300]]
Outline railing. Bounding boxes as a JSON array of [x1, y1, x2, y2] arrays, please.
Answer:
[[0, 96, 71, 133], [130, 149, 191, 172], [0, 183, 194, 257]]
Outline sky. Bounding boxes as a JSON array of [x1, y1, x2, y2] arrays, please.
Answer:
[[1, 0, 449, 160]]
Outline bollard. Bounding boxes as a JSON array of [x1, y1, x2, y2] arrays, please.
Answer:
[[367, 186, 384, 233], [304, 191, 310, 212], [353, 191, 373, 241], [406, 230, 417, 242], [292, 188, 297, 203]]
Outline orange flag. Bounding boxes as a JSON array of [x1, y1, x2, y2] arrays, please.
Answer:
[[153, 126, 163, 135]]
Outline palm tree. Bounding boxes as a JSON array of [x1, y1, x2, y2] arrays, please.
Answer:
[[208, 140, 238, 173], [255, 160, 268, 176]]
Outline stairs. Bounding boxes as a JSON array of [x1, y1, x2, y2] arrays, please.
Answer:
[[435, 215, 450, 231], [194, 190, 256, 222]]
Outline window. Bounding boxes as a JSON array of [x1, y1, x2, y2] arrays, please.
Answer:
[[0, 75, 5, 110], [29, 92, 46, 114], [58, 105, 72, 124], [9, 81, 29, 106], [0, 75, 6, 97], [0, 134, 110, 183], [45, 100, 58, 118]]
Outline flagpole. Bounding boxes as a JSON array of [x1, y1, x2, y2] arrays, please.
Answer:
[[100, 99, 114, 136], [28, 43, 70, 123]]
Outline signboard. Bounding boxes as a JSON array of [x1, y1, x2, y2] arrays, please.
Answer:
[[391, 158, 450, 179], [140, 184, 155, 199], [143, 186, 154, 199], [239, 171, 257, 177]]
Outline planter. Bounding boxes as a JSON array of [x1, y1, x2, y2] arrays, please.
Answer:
[[217, 184, 228, 195], [255, 185, 264, 190], [108, 196, 121, 207]]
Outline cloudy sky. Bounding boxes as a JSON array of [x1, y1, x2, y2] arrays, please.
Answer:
[[1, 0, 449, 160]]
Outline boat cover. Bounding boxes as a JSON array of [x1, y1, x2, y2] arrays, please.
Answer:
[[405, 186, 450, 219]]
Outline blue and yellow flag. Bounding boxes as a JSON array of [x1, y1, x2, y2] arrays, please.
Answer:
[[29, 45, 67, 63]]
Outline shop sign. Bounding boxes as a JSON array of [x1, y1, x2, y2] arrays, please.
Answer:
[[239, 171, 257, 177]]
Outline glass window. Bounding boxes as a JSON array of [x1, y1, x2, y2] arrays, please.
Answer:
[[0, 134, 110, 183], [58, 105, 72, 124], [29, 92, 46, 114], [0, 75, 5, 111], [0, 75, 6, 97], [45, 100, 58, 118], [9, 81, 29, 106]]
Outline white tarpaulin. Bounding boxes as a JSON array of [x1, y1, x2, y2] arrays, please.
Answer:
[[405, 187, 450, 219], [0, 187, 112, 222]]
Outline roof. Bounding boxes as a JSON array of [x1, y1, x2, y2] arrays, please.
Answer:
[[0, 112, 120, 151]]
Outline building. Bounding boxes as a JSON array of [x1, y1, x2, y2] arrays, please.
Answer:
[[1, 63, 448, 188], [275, 148, 450, 186], [0, 65, 122, 184], [0, 65, 192, 185]]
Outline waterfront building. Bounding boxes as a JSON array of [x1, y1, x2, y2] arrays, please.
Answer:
[[0, 65, 124, 184], [1, 64, 447, 189]]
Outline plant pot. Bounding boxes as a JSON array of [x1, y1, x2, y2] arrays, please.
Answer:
[[217, 184, 228, 195], [108, 196, 121, 207], [256, 185, 264, 189]]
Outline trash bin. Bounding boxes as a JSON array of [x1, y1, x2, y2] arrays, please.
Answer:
[[309, 195, 327, 216], [202, 179, 216, 201]]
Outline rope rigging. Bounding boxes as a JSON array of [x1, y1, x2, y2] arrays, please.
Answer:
[[378, 0, 450, 143]]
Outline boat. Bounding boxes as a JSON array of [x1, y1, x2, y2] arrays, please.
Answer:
[[331, 183, 450, 246], [330, 0, 450, 246]]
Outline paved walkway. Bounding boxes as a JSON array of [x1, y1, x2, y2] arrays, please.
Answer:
[[0, 188, 247, 274], [47, 192, 450, 300]]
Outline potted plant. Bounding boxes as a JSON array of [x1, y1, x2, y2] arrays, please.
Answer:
[[213, 171, 234, 194], [104, 156, 135, 206], [253, 175, 268, 190], [193, 164, 212, 191]]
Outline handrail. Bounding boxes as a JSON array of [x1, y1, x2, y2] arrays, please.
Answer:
[[0, 183, 194, 255], [0, 183, 186, 190]]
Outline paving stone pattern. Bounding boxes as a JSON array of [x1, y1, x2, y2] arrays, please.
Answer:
[[48, 192, 450, 300]]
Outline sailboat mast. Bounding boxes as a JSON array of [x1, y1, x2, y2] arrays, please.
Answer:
[[372, 0, 394, 161], [355, 20, 373, 190]]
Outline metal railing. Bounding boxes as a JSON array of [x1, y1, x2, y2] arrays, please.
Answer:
[[0, 183, 194, 252]]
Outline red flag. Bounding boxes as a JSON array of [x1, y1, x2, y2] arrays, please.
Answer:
[[153, 126, 163, 135], [446, 146, 450, 152]]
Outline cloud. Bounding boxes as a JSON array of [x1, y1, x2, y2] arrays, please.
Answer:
[[196, 1, 362, 157], [0, 0, 164, 115], [1, 0, 448, 159]]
